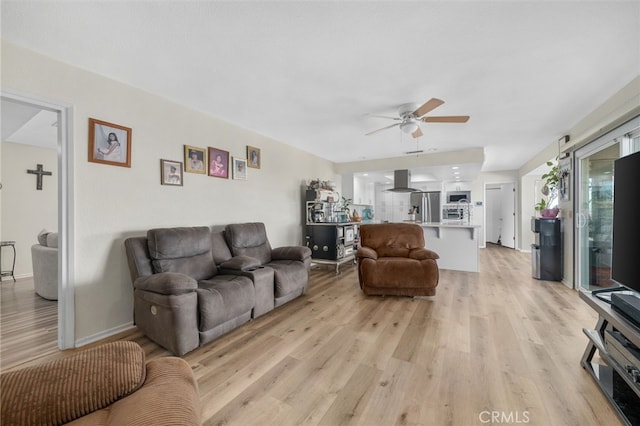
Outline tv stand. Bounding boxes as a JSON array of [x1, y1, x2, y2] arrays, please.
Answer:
[[580, 290, 640, 426], [612, 293, 640, 327]]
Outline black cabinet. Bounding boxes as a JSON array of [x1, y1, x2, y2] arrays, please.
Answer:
[[531, 218, 562, 281], [305, 224, 355, 260]]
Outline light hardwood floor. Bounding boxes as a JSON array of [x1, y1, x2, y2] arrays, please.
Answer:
[[1, 245, 622, 425], [0, 277, 57, 370]]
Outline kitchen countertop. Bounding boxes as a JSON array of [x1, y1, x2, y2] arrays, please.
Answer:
[[402, 221, 481, 228]]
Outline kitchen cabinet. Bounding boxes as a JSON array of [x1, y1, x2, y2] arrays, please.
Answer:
[[444, 181, 472, 192]]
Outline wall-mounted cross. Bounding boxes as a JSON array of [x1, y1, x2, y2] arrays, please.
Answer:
[[27, 164, 53, 190]]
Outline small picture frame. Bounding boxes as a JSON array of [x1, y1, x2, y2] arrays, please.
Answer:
[[247, 145, 261, 169], [208, 147, 229, 179], [233, 157, 247, 180], [160, 159, 183, 186], [184, 145, 206, 174], [88, 118, 132, 168]]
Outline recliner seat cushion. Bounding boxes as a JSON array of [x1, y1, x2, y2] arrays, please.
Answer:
[[147, 227, 216, 281], [269, 261, 308, 297], [197, 276, 255, 331], [360, 257, 437, 289]]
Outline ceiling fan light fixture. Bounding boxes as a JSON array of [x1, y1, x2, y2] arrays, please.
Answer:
[[400, 121, 419, 134]]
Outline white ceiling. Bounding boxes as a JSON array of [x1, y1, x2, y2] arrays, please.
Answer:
[[2, 1, 638, 178], [1, 99, 58, 149]]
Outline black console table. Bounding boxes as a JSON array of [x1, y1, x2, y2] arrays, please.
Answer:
[[580, 290, 640, 425]]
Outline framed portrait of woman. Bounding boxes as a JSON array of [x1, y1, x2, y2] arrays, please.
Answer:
[[184, 145, 206, 174], [208, 147, 229, 179], [233, 157, 248, 180], [88, 118, 132, 168], [160, 159, 183, 186], [247, 145, 261, 169]]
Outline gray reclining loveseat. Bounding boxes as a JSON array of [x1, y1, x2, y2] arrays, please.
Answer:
[[125, 223, 311, 356]]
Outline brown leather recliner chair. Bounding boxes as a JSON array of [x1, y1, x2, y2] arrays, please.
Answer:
[[356, 223, 440, 296]]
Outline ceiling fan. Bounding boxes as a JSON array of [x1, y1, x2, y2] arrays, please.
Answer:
[[365, 98, 469, 138]]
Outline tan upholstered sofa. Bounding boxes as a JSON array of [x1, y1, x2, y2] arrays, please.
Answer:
[[125, 222, 311, 356], [0, 341, 200, 425], [356, 223, 440, 296]]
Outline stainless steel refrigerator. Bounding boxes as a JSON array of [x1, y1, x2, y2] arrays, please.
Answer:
[[410, 191, 441, 223]]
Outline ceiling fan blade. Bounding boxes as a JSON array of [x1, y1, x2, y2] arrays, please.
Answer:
[[422, 115, 470, 123], [411, 127, 423, 138], [365, 122, 400, 136], [413, 98, 444, 118], [365, 113, 401, 120]]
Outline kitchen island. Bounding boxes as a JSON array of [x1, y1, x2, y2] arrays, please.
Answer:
[[414, 221, 481, 272]]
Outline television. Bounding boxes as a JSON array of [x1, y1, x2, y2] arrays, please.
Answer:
[[610, 151, 640, 325], [611, 150, 640, 293]]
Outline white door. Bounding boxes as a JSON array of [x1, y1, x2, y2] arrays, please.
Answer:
[[499, 182, 516, 249], [485, 182, 516, 248]]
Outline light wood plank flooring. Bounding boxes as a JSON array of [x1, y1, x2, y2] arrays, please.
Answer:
[[1, 245, 622, 425], [1, 277, 57, 370]]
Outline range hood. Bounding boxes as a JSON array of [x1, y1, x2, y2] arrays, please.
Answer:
[[387, 169, 420, 192]]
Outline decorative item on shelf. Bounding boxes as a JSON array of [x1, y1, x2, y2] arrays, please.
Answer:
[[362, 208, 374, 222], [352, 209, 361, 222], [307, 178, 335, 191], [535, 158, 560, 218], [408, 206, 417, 221], [340, 196, 352, 222]]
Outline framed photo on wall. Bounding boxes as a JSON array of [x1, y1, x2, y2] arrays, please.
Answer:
[[184, 145, 206, 174], [160, 159, 183, 186], [88, 118, 132, 167], [208, 147, 229, 179], [247, 145, 261, 169], [233, 157, 247, 180]]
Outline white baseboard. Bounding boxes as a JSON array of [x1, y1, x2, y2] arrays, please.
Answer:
[[1, 273, 33, 281], [74, 322, 135, 348]]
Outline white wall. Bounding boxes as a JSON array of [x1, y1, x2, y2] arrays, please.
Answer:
[[1, 41, 336, 344], [1, 142, 57, 278], [518, 76, 639, 288]]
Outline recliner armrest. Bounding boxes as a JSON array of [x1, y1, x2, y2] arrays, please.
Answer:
[[134, 272, 197, 295], [356, 247, 378, 260], [220, 255, 262, 271], [271, 246, 311, 262], [408, 247, 439, 261]]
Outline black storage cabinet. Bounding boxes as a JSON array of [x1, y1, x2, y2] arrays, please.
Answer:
[[305, 225, 341, 260]]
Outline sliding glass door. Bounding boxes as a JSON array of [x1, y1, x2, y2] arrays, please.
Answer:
[[575, 119, 640, 291]]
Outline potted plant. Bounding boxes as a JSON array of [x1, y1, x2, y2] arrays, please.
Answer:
[[535, 160, 560, 218]]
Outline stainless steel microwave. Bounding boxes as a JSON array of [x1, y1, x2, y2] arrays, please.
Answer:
[[447, 191, 471, 203]]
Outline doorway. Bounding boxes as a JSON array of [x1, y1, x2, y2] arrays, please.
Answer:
[[0, 90, 74, 352], [485, 182, 516, 249]]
